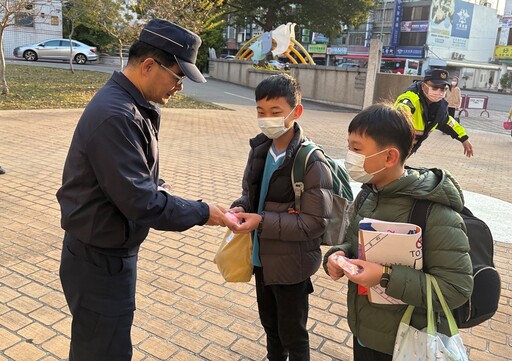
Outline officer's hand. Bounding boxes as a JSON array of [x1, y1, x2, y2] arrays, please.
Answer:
[[205, 203, 238, 228], [462, 140, 474, 158]]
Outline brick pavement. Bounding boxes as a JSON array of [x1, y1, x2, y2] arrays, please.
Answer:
[[0, 106, 510, 360]]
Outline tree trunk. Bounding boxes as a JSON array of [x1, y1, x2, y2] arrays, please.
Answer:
[[118, 39, 124, 71], [0, 28, 9, 95], [69, 24, 75, 74]]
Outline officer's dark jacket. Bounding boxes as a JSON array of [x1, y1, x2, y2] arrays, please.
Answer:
[[57, 72, 209, 255]]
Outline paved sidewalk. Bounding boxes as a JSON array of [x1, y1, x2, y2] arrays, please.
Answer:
[[0, 106, 510, 360]]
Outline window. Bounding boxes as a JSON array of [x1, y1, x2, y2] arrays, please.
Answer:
[[14, 3, 34, 27], [51, 16, 59, 25], [399, 32, 427, 46], [44, 40, 61, 46], [14, 13, 34, 27], [402, 6, 430, 21], [349, 33, 366, 46]]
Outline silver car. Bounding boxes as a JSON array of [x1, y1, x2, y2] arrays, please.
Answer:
[[13, 38, 98, 65]]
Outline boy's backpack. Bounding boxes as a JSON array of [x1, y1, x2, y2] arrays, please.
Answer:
[[410, 200, 501, 328], [291, 141, 354, 246]]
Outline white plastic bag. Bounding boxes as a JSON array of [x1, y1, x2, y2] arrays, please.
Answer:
[[393, 274, 468, 361]]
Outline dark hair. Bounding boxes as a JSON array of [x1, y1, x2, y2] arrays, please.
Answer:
[[126, 41, 177, 68], [348, 103, 414, 163], [255, 73, 301, 108]]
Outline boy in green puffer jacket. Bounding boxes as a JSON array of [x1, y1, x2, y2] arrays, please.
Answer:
[[323, 103, 473, 360]]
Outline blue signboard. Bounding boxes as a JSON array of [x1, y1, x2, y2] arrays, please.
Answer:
[[390, 0, 403, 46], [382, 46, 395, 56], [312, 32, 329, 43], [451, 0, 473, 39], [395, 46, 424, 59]]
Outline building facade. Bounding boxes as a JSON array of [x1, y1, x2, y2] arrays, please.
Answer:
[[2, 1, 63, 60]]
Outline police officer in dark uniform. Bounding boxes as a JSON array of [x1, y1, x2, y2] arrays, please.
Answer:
[[394, 69, 474, 157], [57, 19, 237, 361]]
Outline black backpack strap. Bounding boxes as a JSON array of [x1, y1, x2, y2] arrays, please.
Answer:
[[409, 199, 433, 235]]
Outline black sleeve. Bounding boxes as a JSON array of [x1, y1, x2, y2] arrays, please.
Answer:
[[86, 116, 209, 231]]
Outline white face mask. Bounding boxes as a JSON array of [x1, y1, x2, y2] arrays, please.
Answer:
[[258, 107, 296, 139], [344, 149, 388, 183], [422, 83, 447, 103]]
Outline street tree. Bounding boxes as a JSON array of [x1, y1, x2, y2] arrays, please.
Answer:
[[64, 0, 140, 70], [135, 0, 226, 34], [135, 0, 227, 70], [87, 0, 140, 70], [62, 0, 97, 73], [226, 0, 374, 37], [0, 0, 41, 95]]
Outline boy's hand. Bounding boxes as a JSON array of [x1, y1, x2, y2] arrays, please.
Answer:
[[342, 259, 383, 289], [233, 212, 262, 233], [229, 206, 245, 213], [327, 251, 346, 280]]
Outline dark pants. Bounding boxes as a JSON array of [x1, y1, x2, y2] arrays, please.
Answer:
[[59, 235, 138, 361], [353, 336, 392, 361], [254, 267, 313, 361], [448, 107, 459, 123]]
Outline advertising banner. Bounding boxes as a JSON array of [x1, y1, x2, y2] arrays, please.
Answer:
[[427, 0, 472, 49], [390, 0, 403, 47], [451, 0, 473, 39], [308, 44, 327, 53], [495, 46, 512, 59], [327, 47, 348, 55], [401, 21, 429, 32]]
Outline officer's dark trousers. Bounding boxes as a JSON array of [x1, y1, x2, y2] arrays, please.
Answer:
[[59, 235, 137, 361], [254, 267, 313, 361]]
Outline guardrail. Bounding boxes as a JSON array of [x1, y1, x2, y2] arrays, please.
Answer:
[[458, 94, 490, 118]]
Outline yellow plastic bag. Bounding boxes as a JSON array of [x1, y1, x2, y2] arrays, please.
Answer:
[[213, 230, 253, 282]]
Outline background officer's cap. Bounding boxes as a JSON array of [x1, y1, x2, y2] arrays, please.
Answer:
[[424, 69, 450, 86]]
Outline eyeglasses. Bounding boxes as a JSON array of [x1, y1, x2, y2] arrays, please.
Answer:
[[153, 59, 186, 86], [424, 82, 449, 92]]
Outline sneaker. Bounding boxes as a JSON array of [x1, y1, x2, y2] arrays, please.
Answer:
[[0, 167, 5, 175]]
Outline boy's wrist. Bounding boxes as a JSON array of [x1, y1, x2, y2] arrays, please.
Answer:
[[380, 265, 392, 288], [257, 213, 264, 232]]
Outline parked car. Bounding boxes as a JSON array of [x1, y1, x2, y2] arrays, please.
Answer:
[[267, 60, 285, 69], [221, 55, 236, 60], [337, 63, 359, 69], [13, 39, 98, 64]]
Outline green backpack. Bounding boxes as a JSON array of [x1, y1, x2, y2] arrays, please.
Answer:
[[291, 141, 354, 246]]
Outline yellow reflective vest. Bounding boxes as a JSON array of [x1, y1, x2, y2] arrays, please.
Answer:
[[394, 82, 468, 152]]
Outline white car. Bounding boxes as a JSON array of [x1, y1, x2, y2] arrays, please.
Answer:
[[13, 39, 98, 64]]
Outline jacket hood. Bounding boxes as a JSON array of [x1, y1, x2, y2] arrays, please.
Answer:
[[406, 80, 422, 93], [378, 167, 465, 212]]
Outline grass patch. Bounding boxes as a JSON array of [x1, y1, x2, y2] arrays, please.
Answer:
[[0, 64, 225, 110]]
